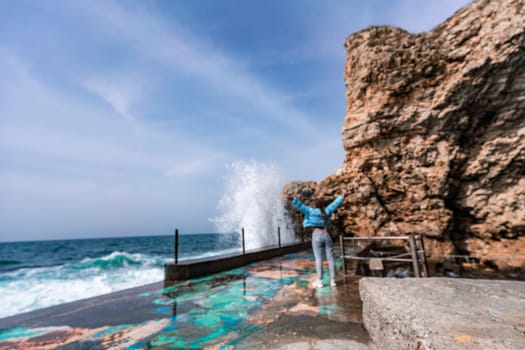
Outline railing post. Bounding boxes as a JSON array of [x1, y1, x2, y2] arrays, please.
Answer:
[[242, 227, 246, 255], [409, 235, 421, 277], [340, 235, 346, 275], [174, 228, 179, 264], [416, 235, 430, 277], [278, 226, 281, 248]]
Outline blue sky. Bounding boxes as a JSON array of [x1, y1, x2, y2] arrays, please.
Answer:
[[0, 0, 470, 241]]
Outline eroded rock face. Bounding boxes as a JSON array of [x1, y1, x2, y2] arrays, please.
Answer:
[[283, 0, 525, 271]]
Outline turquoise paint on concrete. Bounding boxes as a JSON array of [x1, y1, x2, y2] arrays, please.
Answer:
[[191, 327, 227, 347], [319, 303, 341, 315], [152, 298, 173, 305], [153, 307, 172, 314], [150, 334, 185, 348], [296, 280, 309, 288], [125, 341, 145, 350], [0, 251, 317, 349], [0, 327, 46, 341], [163, 324, 177, 332], [144, 257, 307, 348], [279, 276, 300, 285], [220, 314, 240, 329]]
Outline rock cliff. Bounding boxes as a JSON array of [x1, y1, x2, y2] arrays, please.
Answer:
[[283, 0, 525, 274]]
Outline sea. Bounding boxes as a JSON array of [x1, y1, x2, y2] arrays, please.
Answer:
[[0, 161, 297, 319], [0, 234, 243, 319]]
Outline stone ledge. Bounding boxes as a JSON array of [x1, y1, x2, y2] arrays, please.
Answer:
[[359, 277, 525, 350], [164, 242, 310, 281]]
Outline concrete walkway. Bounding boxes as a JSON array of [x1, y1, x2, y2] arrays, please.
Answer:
[[0, 251, 373, 349], [360, 277, 525, 350]]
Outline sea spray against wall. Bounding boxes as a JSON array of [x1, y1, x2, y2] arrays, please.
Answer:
[[211, 161, 296, 250]]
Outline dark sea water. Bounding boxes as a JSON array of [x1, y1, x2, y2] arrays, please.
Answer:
[[0, 233, 240, 318]]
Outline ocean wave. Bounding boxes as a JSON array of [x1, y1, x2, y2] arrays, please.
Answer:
[[66, 251, 145, 271], [51, 244, 68, 253], [0, 245, 242, 318], [0, 251, 168, 318], [0, 260, 23, 273], [0, 259, 20, 266], [0, 266, 165, 319]]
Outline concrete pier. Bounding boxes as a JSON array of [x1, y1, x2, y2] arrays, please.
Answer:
[[165, 242, 310, 281], [0, 250, 373, 349], [359, 277, 525, 350]]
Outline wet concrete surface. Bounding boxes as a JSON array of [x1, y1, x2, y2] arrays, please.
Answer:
[[235, 273, 371, 349], [0, 251, 373, 349]]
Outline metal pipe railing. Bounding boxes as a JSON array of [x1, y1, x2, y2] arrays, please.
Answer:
[[340, 235, 426, 278], [172, 226, 305, 264], [242, 227, 246, 255], [174, 228, 179, 264]]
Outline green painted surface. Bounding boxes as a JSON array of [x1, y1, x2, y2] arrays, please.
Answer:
[[296, 280, 309, 289], [0, 251, 350, 349], [0, 327, 46, 341], [320, 303, 341, 315]]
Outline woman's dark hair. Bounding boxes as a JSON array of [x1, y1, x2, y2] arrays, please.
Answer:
[[315, 199, 329, 226]]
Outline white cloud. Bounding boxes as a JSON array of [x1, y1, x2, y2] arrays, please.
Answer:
[[75, 0, 320, 137], [83, 77, 143, 123], [0, 48, 227, 180], [165, 154, 224, 178]]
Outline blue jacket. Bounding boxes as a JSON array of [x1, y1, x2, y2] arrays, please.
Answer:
[[291, 195, 344, 228]]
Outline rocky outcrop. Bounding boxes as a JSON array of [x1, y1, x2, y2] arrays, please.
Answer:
[[283, 0, 525, 273]]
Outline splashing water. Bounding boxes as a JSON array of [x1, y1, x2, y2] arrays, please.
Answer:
[[211, 161, 297, 250]]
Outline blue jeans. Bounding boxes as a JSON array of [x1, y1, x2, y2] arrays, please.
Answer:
[[312, 230, 336, 281]]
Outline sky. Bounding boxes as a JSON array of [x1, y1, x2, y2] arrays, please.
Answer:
[[0, 0, 471, 241]]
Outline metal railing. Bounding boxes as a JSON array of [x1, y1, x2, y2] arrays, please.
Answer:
[[172, 226, 290, 264], [340, 235, 429, 277]]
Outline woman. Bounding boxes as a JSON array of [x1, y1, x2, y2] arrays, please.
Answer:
[[291, 194, 344, 288]]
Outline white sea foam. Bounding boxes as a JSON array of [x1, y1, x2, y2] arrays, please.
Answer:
[[211, 161, 297, 250], [0, 251, 166, 318], [0, 247, 248, 318]]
